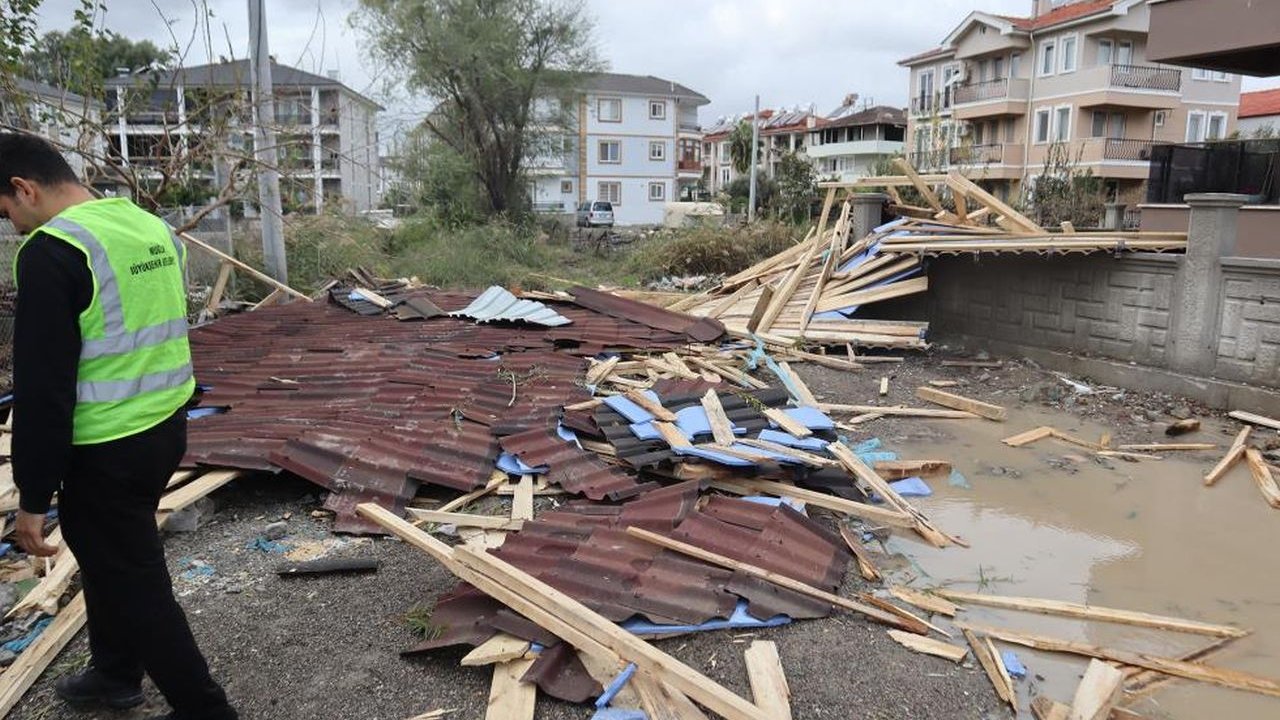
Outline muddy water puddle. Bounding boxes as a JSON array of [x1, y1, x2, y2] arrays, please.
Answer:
[[876, 405, 1278, 719]]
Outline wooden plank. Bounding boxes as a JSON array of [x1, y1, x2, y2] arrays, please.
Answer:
[[916, 386, 1007, 421], [0, 591, 87, 717], [757, 205, 837, 332], [179, 230, 312, 301], [485, 657, 536, 720], [357, 504, 773, 720], [1050, 428, 1105, 451], [404, 508, 524, 531], [874, 459, 952, 480], [838, 526, 882, 582], [624, 390, 678, 422], [1031, 696, 1070, 720], [935, 589, 1246, 638], [632, 672, 710, 720], [653, 421, 692, 448], [988, 636, 1016, 704], [879, 377, 889, 396], [945, 172, 1042, 233], [1245, 447, 1280, 508], [889, 586, 958, 617], [762, 408, 813, 438], [821, 403, 980, 419], [1124, 635, 1238, 698], [1227, 410, 1280, 431], [1004, 426, 1055, 447], [710, 478, 914, 528], [626, 527, 923, 633], [775, 361, 819, 407], [940, 359, 1004, 368], [439, 474, 508, 513], [700, 390, 737, 446], [156, 470, 241, 515], [887, 630, 967, 662], [814, 276, 930, 314], [827, 441, 953, 548], [743, 641, 792, 720], [205, 261, 233, 312], [964, 628, 1016, 709], [1070, 659, 1124, 720], [586, 356, 621, 386], [893, 158, 944, 212], [734, 439, 839, 468], [1205, 426, 1251, 486], [511, 475, 534, 522], [797, 199, 848, 334], [1116, 443, 1216, 452], [707, 280, 760, 320], [955, 621, 1280, 698], [462, 633, 533, 667]]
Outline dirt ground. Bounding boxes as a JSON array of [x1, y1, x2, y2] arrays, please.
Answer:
[[8, 348, 1265, 720]]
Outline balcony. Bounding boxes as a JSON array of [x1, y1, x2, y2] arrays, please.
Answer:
[[950, 143, 1003, 165], [910, 88, 953, 117], [952, 78, 1030, 120], [807, 139, 904, 159], [1102, 138, 1155, 161], [948, 143, 1024, 179], [1076, 64, 1182, 109], [908, 149, 950, 171], [677, 157, 701, 175]]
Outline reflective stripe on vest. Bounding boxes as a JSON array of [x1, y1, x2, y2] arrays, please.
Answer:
[[43, 217, 192, 363], [77, 363, 194, 403]]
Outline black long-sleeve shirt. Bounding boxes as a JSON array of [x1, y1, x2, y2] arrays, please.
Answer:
[[12, 232, 91, 514]]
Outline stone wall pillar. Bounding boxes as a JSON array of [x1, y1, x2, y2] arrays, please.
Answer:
[[1166, 193, 1248, 375], [1104, 202, 1127, 231], [849, 192, 888, 241]]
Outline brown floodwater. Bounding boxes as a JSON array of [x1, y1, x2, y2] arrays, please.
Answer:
[[878, 405, 1279, 719]]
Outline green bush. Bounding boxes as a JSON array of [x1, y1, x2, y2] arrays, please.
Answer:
[[626, 221, 800, 281]]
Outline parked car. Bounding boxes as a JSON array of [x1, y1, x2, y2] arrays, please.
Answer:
[[575, 201, 615, 228]]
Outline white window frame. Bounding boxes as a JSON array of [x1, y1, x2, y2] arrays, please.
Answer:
[[1039, 40, 1056, 77], [560, 180, 573, 194], [648, 181, 666, 202], [1054, 105, 1072, 142], [1091, 110, 1107, 138], [918, 69, 935, 111], [1186, 110, 1206, 142], [1192, 68, 1211, 81], [597, 97, 622, 123], [598, 139, 621, 164], [1206, 111, 1228, 140], [1034, 108, 1052, 144], [1154, 110, 1167, 128], [1010, 52, 1022, 78], [1213, 71, 1231, 82], [1097, 38, 1113, 66], [649, 140, 666, 161], [1059, 33, 1078, 73], [720, 167, 730, 184], [648, 99, 667, 120], [598, 181, 621, 205], [1116, 41, 1133, 66]]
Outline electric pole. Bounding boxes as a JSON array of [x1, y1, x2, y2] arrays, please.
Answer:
[[747, 94, 760, 224], [248, 0, 288, 284]]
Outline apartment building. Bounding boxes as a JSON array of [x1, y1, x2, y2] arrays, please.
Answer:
[[900, 0, 1241, 204], [528, 73, 708, 225], [1, 78, 107, 183], [103, 60, 383, 213], [760, 107, 817, 179], [807, 98, 907, 183], [701, 116, 739, 196], [1237, 89, 1280, 137]]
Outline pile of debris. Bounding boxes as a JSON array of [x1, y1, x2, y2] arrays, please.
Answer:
[[665, 163, 1187, 349]]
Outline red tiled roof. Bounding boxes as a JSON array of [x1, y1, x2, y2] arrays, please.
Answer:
[[1240, 88, 1280, 118], [999, 0, 1116, 31]]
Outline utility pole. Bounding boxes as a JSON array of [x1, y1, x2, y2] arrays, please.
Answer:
[[747, 94, 760, 223], [247, 0, 288, 284]]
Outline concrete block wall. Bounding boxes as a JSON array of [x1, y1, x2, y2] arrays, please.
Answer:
[[927, 254, 1178, 368], [1217, 258, 1280, 385]]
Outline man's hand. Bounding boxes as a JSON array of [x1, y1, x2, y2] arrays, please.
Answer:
[[14, 510, 58, 557]]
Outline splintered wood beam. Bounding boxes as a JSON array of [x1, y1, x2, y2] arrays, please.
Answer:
[[462, 633, 533, 666], [889, 586, 958, 617], [894, 158, 944, 212], [945, 171, 1043, 233], [710, 478, 914, 528], [484, 657, 537, 720], [888, 630, 967, 662], [916, 386, 1007, 421], [838, 526, 883, 582], [743, 641, 793, 720], [964, 628, 1016, 709], [827, 441, 954, 548], [1069, 659, 1124, 720], [700, 390, 737, 446], [1205, 426, 1251, 486], [1004, 426, 1055, 447], [1244, 447, 1280, 509], [624, 390, 677, 422], [934, 589, 1247, 638], [1227, 410, 1280, 431], [762, 408, 813, 438]]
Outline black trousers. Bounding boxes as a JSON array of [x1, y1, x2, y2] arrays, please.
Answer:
[[58, 411, 234, 719]]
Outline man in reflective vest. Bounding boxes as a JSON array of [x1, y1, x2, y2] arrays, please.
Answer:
[[0, 133, 236, 720]]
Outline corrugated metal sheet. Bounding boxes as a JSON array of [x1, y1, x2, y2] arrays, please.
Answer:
[[450, 286, 573, 327]]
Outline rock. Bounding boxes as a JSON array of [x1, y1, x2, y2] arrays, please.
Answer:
[[1170, 405, 1193, 420], [263, 521, 289, 542]]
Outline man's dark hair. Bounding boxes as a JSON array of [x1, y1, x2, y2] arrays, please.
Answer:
[[0, 133, 80, 197]]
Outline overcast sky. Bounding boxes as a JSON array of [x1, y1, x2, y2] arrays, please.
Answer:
[[29, 0, 1280, 138]]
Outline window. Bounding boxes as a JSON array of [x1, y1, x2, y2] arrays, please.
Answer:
[[1186, 111, 1206, 142], [1192, 68, 1211, 81], [648, 182, 665, 201], [598, 98, 621, 122], [942, 64, 959, 107], [1091, 111, 1125, 138], [1060, 34, 1078, 73], [993, 56, 1005, 80], [1055, 106, 1072, 141], [1116, 41, 1132, 65], [1154, 110, 1168, 128], [649, 141, 666, 161], [718, 141, 729, 160], [560, 180, 573, 194], [598, 181, 621, 204], [599, 140, 620, 163], [1004, 117, 1016, 143], [1010, 53, 1021, 78], [1040, 41, 1056, 76], [918, 69, 935, 111], [720, 167, 730, 184], [1213, 71, 1230, 82], [649, 100, 666, 120], [1098, 39, 1113, 65], [1207, 112, 1227, 140], [1034, 108, 1051, 144], [978, 59, 990, 82]]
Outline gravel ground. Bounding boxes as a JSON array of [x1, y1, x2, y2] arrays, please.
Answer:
[[13, 346, 1232, 720]]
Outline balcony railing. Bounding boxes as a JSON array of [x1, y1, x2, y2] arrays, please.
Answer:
[[954, 78, 1009, 105], [677, 158, 701, 172], [950, 144, 1005, 165], [908, 149, 950, 171], [1102, 138, 1156, 161], [910, 88, 953, 116], [678, 122, 700, 132], [1109, 64, 1181, 92]]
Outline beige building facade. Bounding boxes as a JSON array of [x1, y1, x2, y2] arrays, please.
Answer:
[[900, 0, 1241, 204]]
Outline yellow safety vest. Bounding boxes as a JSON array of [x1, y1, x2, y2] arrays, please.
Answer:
[[15, 198, 195, 444]]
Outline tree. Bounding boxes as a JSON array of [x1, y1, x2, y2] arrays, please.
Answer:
[[1025, 142, 1106, 228], [23, 28, 172, 94], [354, 0, 602, 216], [774, 150, 816, 223], [728, 119, 758, 176]]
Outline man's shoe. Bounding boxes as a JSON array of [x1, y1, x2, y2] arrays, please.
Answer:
[[53, 668, 144, 709]]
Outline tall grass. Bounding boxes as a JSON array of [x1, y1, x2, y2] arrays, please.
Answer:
[[625, 220, 802, 282]]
